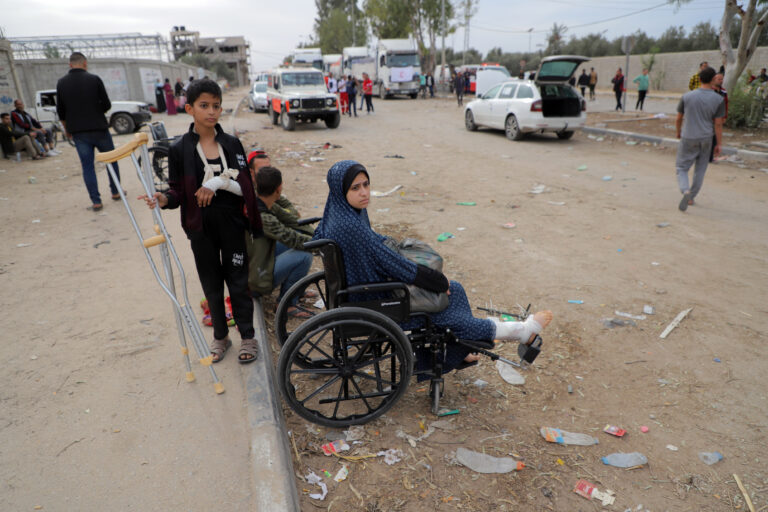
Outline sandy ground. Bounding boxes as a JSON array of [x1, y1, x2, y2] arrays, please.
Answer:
[[2, 86, 767, 511]]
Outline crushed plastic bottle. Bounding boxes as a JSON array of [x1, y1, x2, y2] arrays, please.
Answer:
[[601, 452, 648, 468], [456, 447, 525, 474], [540, 427, 599, 446], [698, 451, 723, 465]]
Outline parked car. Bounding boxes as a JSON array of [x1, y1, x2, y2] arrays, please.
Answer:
[[35, 89, 151, 135], [249, 81, 268, 112], [463, 56, 588, 141]]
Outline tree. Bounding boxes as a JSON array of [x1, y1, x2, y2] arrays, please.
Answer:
[[314, 0, 367, 53], [545, 23, 568, 55], [719, 0, 768, 91], [43, 43, 61, 60], [365, 0, 411, 38], [407, 0, 456, 73]]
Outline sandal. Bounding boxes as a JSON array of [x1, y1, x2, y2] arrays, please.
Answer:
[[210, 337, 232, 363], [301, 289, 320, 300], [238, 338, 259, 364], [287, 305, 315, 319]]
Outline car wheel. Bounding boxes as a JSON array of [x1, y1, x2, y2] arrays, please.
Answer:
[[464, 110, 477, 131], [112, 113, 135, 135], [325, 112, 340, 129], [505, 114, 524, 141], [409, 93, 418, 99], [557, 130, 574, 140], [280, 110, 296, 131]]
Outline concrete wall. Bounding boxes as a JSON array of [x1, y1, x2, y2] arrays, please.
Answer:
[[0, 40, 22, 111], [578, 46, 768, 93], [13, 58, 216, 109]]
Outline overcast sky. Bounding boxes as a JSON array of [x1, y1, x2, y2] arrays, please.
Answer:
[[4, 0, 725, 74]]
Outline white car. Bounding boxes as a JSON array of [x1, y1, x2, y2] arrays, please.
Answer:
[[249, 81, 268, 112], [464, 56, 589, 141]]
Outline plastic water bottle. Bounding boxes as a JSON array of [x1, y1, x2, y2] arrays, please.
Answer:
[[15, 151, 21, 162], [601, 452, 648, 468], [698, 451, 723, 465], [540, 427, 599, 446]]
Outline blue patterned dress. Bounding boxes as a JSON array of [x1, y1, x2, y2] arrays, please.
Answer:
[[313, 160, 495, 375]]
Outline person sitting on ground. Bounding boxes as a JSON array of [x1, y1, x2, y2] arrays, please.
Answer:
[[245, 164, 315, 317], [11, 99, 59, 156], [0, 112, 44, 160], [313, 160, 553, 375]]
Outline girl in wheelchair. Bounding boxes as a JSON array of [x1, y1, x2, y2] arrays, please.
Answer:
[[314, 160, 552, 375]]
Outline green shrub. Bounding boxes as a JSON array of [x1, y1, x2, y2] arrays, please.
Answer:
[[725, 76, 767, 129]]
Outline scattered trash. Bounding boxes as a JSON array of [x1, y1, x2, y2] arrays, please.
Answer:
[[93, 240, 110, 249], [32, 219, 41, 223], [377, 448, 403, 465], [640, 426, 649, 433], [323, 142, 341, 149], [659, 307, 693, 339], [656, 222, 670, 228], [603, 425, 627, 437], [603, 318, 636, 328], [376, 208, 390, 213], [305, 471, 328, 500], [651, 262, 660, 266], [410, 171, 417, 175], [371, 185, 403, 197], [343, 425, 365, 441], [602, 176, 613, 181], [496, 360, 525, 385], [384, 154, 405, 159], [502, 222, 516, 229], [573, 480, 616, 506], [436, 232, 455, 242], [548, 201, 565, 206], [313, 298, 325, 309], [601, 452, 648, 467], [699, 451, 723, 465], [456, 227, 466, 231], [28, 177, 37, 184], [617, 248, 623, 252], [666, 445, 678, 451], [456, 447, 525, 474], [568, 299, 584, 304], [30, 355, 38, 360], [643, 305, 655, 315], [473, 379, 488, 389], [615, 311, 646, 321], [321, 439, 350, 456], [330, 465, 349, 483], [596, 137, 604, 142], [567, 384, 573, 394], [309, 157, 325, 162], [577, 165, 588, 171], [529, 184, 546, 194], [626, 140, 638, 146], [714, 357, 721, 363], [16, 243, 32, 248], [437, 408, 460, 417], [540, 427, 599, 446], [456, 201, 476, 206]]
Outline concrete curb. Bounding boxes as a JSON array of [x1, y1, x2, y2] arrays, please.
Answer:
[[245, 299, 300, 511], [580, 125, 768, 162]]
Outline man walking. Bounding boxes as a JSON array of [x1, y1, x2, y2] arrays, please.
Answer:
[[588, 67, 597, 100], [455, 73, 465, 106], [633, 68, 650, 111], [56, 52, 122, 211], [577, 69, 589, 98], [675, 66, 725, 212]]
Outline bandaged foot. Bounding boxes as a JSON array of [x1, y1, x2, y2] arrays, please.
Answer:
[[491, 310, 553, 344]]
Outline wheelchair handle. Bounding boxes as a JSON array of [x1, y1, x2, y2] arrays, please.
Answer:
[[297, 216, 322, 226], [303, 238, 335, 251]]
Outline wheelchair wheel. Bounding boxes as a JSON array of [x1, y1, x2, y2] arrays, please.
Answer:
[[138, 146, 169, 192], [275, 271, 328, 347], [277, 307, 413, 427]]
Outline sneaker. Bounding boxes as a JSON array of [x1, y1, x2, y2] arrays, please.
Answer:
[[48, 149, 61, 156], [679, 193, 691, 211]]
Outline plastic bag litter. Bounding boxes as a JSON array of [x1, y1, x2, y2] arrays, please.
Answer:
[[496, 360, 525, 385], [377, 448, 404, 465], [343, 425, 365, 441], [305, 471, 328, 500], [456, 447, 525, 473]]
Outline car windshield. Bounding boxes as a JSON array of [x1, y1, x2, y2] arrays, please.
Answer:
[[388, 53, 419, 67], [281, 73, 325, 86], [254, 83, 267, 92]]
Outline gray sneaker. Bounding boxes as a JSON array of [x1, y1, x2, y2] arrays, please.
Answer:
[[679, 193, 691, 211]]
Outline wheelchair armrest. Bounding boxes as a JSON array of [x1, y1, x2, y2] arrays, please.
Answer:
[[343, 282, 409, 296], [303, 238, 333, 251], [297, 216, 322, 226]]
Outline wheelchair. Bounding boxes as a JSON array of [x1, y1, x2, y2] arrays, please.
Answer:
[[137, 121, 180, 192], [273, 238, 543, 428]]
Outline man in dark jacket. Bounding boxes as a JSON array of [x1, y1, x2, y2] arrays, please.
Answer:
[[577, 69, 590, 98], [56, 52, 122, 211], [1, 112, 43, 160]]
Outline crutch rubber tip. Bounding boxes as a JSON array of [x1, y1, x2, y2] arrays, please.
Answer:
[[180, 347, 189, 355], [199, 355, 214, 367], [214, 382, 225, 394], [185, 371, 196, 382]]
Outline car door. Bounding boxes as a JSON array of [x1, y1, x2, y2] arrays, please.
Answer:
[[488, 83, 518, 129], [473, 84, 502, 125]]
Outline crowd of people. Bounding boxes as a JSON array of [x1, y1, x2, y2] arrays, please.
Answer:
[[154, 76, 194, 115], [0, 99, 62, 161], [326, 72, 375, 117]]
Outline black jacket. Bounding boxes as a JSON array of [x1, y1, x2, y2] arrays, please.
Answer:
[[164, 123, 262, 240], [577, 73, 590, 86], [56, 68, 111, 133]]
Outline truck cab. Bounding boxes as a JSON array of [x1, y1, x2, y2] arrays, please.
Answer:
[[375, 39, 420, 99], [266, 67, 340, 131]]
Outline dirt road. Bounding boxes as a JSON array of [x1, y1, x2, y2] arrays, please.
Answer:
[[2, 87, 766, 511]]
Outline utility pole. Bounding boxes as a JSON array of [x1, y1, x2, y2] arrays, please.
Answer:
[[462, 0, 471, 65], [351, 0, 356, 47], [441, 0, 446, 85]]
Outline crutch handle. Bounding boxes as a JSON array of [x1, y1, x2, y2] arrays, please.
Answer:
[[142, 234, 166, 248], [96, 133, 149, 163]]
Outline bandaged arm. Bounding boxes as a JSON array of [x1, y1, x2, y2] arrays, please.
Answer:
[[202, 176, 243, 196]]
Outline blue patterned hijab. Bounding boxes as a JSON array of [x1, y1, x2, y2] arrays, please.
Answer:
[[314, 160, 417, 287]]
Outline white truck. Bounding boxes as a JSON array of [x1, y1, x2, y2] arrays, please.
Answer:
[[323, 54, 342, 77], [33, 89, 152, 135], [343, 40, 421, 99], [292, 48, 324, 71]]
